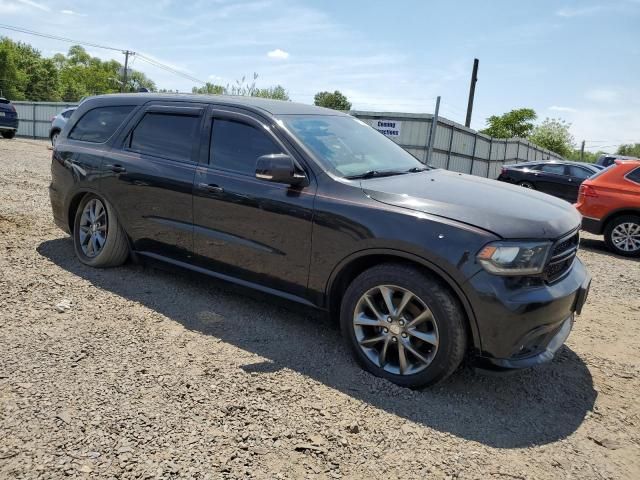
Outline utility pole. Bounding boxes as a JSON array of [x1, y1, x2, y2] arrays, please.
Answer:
[[580, 140, 585, 162], [122, 50, 133, 93], [465, 58, 479, 128], [426, 96, 441, 166]]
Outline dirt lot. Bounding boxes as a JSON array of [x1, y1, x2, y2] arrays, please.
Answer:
[[1, 138, 639, 479]]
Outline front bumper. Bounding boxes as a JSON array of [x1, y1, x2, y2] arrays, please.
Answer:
[[466, 257, 590, 368]]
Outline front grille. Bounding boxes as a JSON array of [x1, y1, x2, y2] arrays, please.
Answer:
[[544, 231, 579, 283]]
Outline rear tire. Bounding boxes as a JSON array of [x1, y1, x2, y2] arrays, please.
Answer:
[[340, 263, 467, 388], [1, 130, 16, 139], [50, 130, 60, 146], [518, 181, 535, 189], [73, 194, 129, 267], [604, 215, 640, 257]]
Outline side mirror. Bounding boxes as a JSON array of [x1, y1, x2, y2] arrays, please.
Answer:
[[255, 154, 308, 186]]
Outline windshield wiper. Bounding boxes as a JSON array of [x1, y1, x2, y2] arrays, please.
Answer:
[[405, 166, 429, 173], [345, 169, 407, 180]]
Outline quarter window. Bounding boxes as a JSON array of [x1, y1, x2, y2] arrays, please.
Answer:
[[129, 112, 201, 162], [568, 166, 593, 179], [68, 106, 134, 143], [627, 167, 640, 184], [210, 119, 283, 175]]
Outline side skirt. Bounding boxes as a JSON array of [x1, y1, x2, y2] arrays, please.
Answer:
[[136, 251, 320, 309]]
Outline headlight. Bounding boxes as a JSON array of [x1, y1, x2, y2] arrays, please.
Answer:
[[477, 241, 552, 275]]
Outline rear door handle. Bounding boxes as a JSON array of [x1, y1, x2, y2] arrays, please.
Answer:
[[197, 183, 224, 194], [106, 164, 126, 173]]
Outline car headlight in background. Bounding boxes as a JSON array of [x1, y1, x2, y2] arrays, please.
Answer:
[[477, 241, 552, 275]]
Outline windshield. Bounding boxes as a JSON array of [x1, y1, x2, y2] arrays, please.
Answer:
[[281, 115, 426, 178]]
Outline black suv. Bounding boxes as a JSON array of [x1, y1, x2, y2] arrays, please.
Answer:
[[50, 94, 591, 387]]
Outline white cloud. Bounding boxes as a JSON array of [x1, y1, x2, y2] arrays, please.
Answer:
[[267, 48, 290, 60], [556, 5, 603, 17], [60, 9, 87, 16], [549, 105, 577, 112], [16, 0, 50, 11], [0, 0, 21, 13]]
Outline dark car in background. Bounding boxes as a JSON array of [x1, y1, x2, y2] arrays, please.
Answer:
[[497, 160, 601, 202], [49, 107, 76, 146], [596, 154, 639, 168], [49, 94, 590, 388], [0, 97, 19, 139]]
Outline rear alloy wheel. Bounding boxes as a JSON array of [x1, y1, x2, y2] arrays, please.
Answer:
[[604, 215, 640, 257], [518, 181, 535, 189], [73, 194, 130, 267], [340, 264, 466, 388]]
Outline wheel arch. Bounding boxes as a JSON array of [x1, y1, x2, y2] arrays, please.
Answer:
[[49, 127, 61, 139], [326, 249, 482, 352], [601, 208, 640, 232]]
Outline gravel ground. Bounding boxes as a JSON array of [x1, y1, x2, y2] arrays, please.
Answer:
[[1, 138, 639, 480]]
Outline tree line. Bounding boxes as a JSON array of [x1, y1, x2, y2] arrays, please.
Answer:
[[479, 108, 636, 161]]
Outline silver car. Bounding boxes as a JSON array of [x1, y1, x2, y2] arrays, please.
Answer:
[[49, 108, 76, 146]]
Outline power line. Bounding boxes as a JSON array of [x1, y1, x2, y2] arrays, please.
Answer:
[[0, 23, 124, 52], [0, 23, 207, 85], [136, 54, 206, 85]]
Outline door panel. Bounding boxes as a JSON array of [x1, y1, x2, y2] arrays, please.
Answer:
[[100, 103, 205, 262], [535, 164, 570, 199], [192, 110, 316, 297]]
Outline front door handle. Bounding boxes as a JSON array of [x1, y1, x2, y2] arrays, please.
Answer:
[[197, 183, 224, 194], [106, 164, 126, 173]]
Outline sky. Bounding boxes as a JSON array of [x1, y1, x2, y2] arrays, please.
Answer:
[[1, 0, 639, 152]]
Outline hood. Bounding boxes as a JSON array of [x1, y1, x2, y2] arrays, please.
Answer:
[[362, 169, 581, 239]]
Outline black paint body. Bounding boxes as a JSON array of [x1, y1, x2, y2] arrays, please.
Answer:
[[49, 94, 590, 366], [497, 161, 600, 203]]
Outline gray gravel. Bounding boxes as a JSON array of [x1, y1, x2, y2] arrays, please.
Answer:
[[1, 138, 639, 479]]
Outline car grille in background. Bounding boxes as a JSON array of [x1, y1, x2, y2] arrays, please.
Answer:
[[544, 231, 579, 283]]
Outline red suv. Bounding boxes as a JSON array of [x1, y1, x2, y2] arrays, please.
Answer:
[[575, 159, 640, 257]]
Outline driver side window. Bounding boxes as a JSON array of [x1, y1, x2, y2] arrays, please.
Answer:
[[209, 119, 283, 175]]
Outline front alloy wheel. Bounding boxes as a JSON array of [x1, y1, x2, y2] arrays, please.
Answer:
[[340, 263, 467, 388], [353, 285, 439, 376]]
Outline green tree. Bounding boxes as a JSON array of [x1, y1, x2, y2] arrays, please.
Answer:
[[480, 108, 537, 138], [253, 85, 289, 100], [0, 40, 23, 99], [313, 90, 351, 110], [529, 118, 575, 158], [192, 82, 225, 95], [617, 143, 640, 158]]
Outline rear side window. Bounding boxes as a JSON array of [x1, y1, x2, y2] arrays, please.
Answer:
[[568, 165, 593, 179], [129, 113, 201, 162], [62, 109, 75, 119], [68, 106, 134, 143], [627, 167, 640, 184], [541, 164, 566, 175], [210, 119, 283, 175]]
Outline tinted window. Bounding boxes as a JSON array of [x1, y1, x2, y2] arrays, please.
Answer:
[[210, 119, 282, 175], [69, 106, 134, 143], [129, 112, 201, 162], [541, 164, 566, 175], [62, 109, 75, 119], [568, 165, 593, 179], [627, 167, 640, 184]]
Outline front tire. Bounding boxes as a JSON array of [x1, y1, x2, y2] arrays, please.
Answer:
[[340, 263, 467, 388], [604, 215, 640, 257], [73, 194, 130, 267], [1, 130, 16, 139], [51, 130, 60, 146]]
